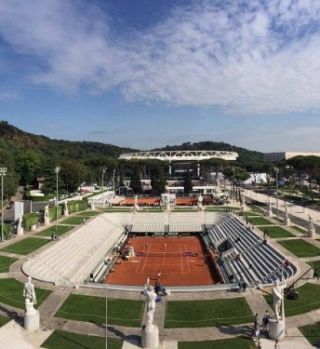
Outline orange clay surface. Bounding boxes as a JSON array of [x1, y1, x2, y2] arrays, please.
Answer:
[[120, 197, 161, 206], [175, 197, 198, 205], [106, 236, 220, 286]]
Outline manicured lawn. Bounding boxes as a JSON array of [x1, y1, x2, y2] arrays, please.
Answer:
[[42, 330, 123, 349], [178, 337, 255, 349], [248, 217, 274, 226], [55, 294, 144, 327], [59, 216, 87, 225], [206, 207, 237, 212], [76, 211, 100, 217], [102, 208, 131, 212], [0, 255, 17, 273], [265, 283, 320, 317], [307, 260, 320, 272], [165, 298, 253, 328], [300, 321, 320, 347], [0, 314, 9, 327], [278, 239, 320, 258], [291, 226, 307, 234], [37, 225, 74, 237], [239, 211, 260, 217], [1, 238, 50, 255], [0, 278, 51, 309], [263, 226, 294, 238]]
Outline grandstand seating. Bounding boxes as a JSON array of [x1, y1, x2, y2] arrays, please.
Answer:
[[206, 214, 297, 286], [23, 214, 124, 285]]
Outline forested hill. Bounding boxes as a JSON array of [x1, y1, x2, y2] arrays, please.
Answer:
[[155, 141, 264, 168], [0, 121, 134, 159]]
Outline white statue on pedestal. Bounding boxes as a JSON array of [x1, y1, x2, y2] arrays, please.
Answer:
[[17, 214, 24, 236], [23, 276, 40, 331], [142, 285, 159, 348], [197, 194, 203, 212], [90, 200, 95, 211], [267, 199, 272, 217], [269, 277, 286, 340], [284, 202, 290, 226], [64, 200, 69, 216], [308, 215, 316, 238], [133, 195, 140, 212], [44, 205, 50, 225]]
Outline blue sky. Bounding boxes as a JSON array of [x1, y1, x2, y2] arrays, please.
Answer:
[[0, 0, 320, 152]]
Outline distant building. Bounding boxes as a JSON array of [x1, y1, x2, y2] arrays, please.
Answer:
[[265, 152, 320, 162]]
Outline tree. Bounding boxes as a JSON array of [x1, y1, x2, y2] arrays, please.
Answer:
[[130, 166, 142, 194], [15, 150, 41, 186], [287, 156, 320, 201], [0, 149, 18, 198], [60, 160, 88, 193], [150, 165, 166, 195], [184, 170, 193, 195]]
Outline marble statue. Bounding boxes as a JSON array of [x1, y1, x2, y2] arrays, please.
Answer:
[[44, 205, 50, 225], [141, 285, 159, 348], [197, 194, 203, 211], [284, 202, 290, 226], [23, 276, 40, 331], [134, 195, 140, 212], [90, 200, 95, 211], [272, 278, 286, 323], [268, 277, 287, 340], [308, 214, 316, 238], [17, 213, 24, 236], [267, 199, 272, 217], [64, 200, 69, 217]]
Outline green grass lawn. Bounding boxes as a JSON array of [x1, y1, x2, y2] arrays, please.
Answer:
[[239, 211, 260, 217], [55, 294, 144, 327], [0, 278, 51, 309], [248, 217, 274, 226], [265, 283, 320, 317], [291, 226, 307, 234], [299, 321, 320, 347], [0, 255, 17, 273], [41, 330, 123, 349], [76, 211, 100, 217], [205, 207, 237, 212], [37, 225, 74, 237], [307, 260, 320, 272], [59, 216, 87, 225], [165, 298, 253, 328], [1, 238, 50, 255], [178, 337, 255, 349], [0, 314, 9, 327], [101, 208, 131, 212], [263, 226, 294, 238], [278, 239, 320, 258]]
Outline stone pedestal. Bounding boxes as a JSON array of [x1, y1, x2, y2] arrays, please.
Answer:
[[31, 224, 37, 231], [141, 324, 159, 348], [269, 318, 285, 340], [285, 216, 290, 226], [24, 310, 40, 331], [44, 216, 50, 225], [17, 226, 24, 236]]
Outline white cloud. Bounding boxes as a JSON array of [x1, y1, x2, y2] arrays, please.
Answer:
[[1, 0, 320, 114]]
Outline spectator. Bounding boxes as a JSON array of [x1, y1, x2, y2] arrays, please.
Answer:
[[314, 268, 320, 280], [274, 339, 280, 349]]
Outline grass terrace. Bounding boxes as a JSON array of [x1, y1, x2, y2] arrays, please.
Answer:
[[0, 314, 9, 327], [291, 226, 308, 234], [0, 255, 17, 273], [263, 226, 294, 238], [307, 260, 320, 272], [1, 237, 50, 255], [248, 217, 274, 226], [59, 216, 88, 225], [165, 298, 253, 328], [265, 283, 320, 316], [101, 208, 131, 212], [76, 211, 100, 217], [178, 337, 255, 349], [278, 239, 320, 258], [37, 225, 74, 237], [55, 294, 144, 327], [0, 278, 51, 309], [299, 321, 320, 348], [41, 330, 123, 349], [205, 207, 237, 212]]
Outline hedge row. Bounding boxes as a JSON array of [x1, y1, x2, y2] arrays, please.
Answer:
[[23, 213, 40, 230], [67, 200, 88, 214]]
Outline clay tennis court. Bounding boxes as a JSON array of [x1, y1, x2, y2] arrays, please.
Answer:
[[107, 236, 221, 286]]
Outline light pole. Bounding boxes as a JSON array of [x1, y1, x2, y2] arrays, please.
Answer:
[[0, 167, 7, 242], [105, 282, 108, 349], [55, 166, 60, 230], [275, 167, 279, 221], [101, 168, 107, 207]]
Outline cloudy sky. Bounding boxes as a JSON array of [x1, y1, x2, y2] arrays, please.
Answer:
[[0, 0, 319, 151]]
